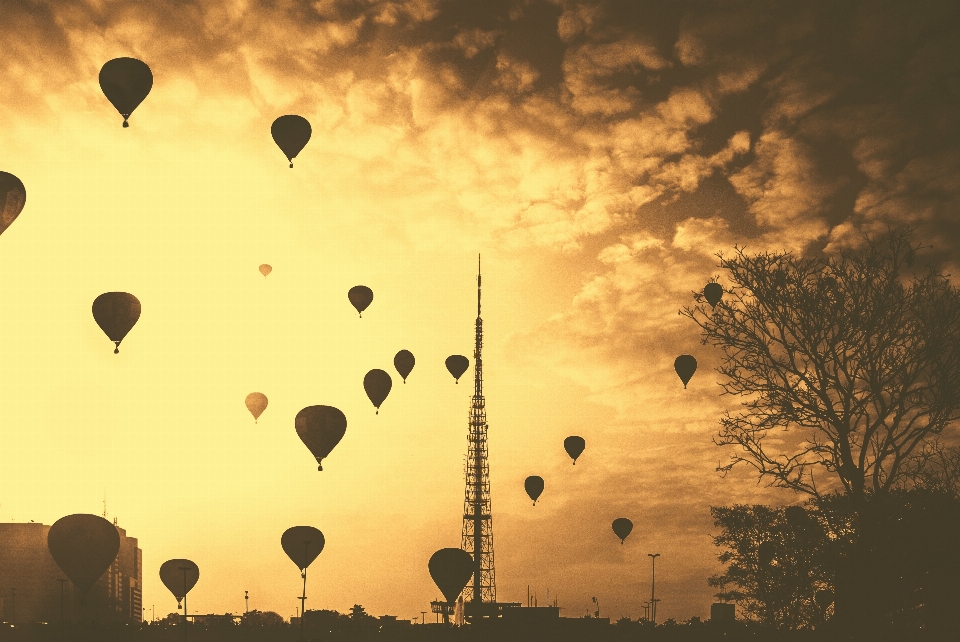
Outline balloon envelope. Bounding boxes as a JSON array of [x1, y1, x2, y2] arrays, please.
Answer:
[[524, 476, 544, 505], [92, 292, 141, 353], [564, 436, 585, 464], [99, 57, 153, 127], [363, 369, 392, 413], [612, 518, 633, 544], [445, 355, 469, 383], [271, 115, 312, 167], [428, 548, 474, 604], [348, 286, 373, 317], [674, 355, 697, 389], [295, 405, 347, 470], [47, 514, 120, 595], [281, 526, 325, 571], [259, 264, 272, 277], [703, 282, 723, 307], [159, 559, 199, 601], [0, 171, 26, 236], [245, 392, 268, 421], [394, 350, 415, 383]]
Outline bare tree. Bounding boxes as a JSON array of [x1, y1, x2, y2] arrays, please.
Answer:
[[682, 228, 960, 503]]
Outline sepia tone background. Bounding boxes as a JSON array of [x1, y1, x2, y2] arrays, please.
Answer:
[[0, 0, 958, 624]]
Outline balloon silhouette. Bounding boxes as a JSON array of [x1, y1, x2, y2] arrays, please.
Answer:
[[281, 526, 325, 571], [703, 282, 723, 307], [47, 514, 120, 596], [524, 476, 544, 505], [758, 541, 775, 565], [564, 436, 585, 465], [99, 58, 153, 127], [445, 355, 469, 383], [159, 559, 199, 607], [394, 349, 415, 383], [295, 405, 347, 471], [0, 171, 26, 237], [612, 518, 633, 544], [428, 548, 474, 605], [674, 355, 697, 389], [245, 392, 268, 422], [271, 115, 312, 168], [348, 286, 373, 317], [92, 292, 141, 353], [259, 264, 272, 278], [363, 369, 392, 414]]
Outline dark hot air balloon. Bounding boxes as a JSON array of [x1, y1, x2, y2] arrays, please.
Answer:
[[445, 355, 469, 383], [295, 405, 347, 471], [348, 286, 373, 317], [271, 115, 312, 168], [524, 476, 544, 505], [99, 58, 153, 127], [0, 171, 26, 237], [259, 264, 272, 278], [281, 526, 325, 571], [394, 350, 415, 383], [612, 518, 633, 544], [159, 559, 199, 608], [47, 514, 120, 596], [429, 548, 474, 605], [674, 355, 697, 389], [703, 282, 723, 307], [758, 541, 775, 565], [564, 436, 585, 464], [245, 392, 268, 422], [363, 369, 392, 414], [92, 292, 141, 353]]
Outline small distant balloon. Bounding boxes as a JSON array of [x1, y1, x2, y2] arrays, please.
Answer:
[[674, 355, 697, 389], [428, 548, 474, 605], [99, 57, 153, 127], [0, 171, 26, 237], [259, 264, 272, 278], [564, 436, 585, 465], [394, 350, 415, 383], [703, 282, 723, 307], [758, 541, 775, 565], [348, 286, 373, 317], [271, 115, 312, 168], [295, 405, 347, 471], [612, 518, 633, 544], [281, 526, 325, 571], [524, 476, 544, 505], [445, 355, 469, 383], [363, 369, 392, 414], [92, 292, 141, 353], [245, 392, 268, 422], [47, 514, 120, 596], [159, 559, 199, 607]]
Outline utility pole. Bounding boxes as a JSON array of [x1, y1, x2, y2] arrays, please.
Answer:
[[421, 611, 426, 625], [648, 553, 660, 624]]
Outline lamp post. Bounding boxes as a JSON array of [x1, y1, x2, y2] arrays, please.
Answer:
[[421, 611, 426, 625], [245, 591, 249, 614], [648, 553, 660, 624]]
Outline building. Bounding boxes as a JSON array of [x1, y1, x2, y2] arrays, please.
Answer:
[[0, 519, 142, 624]]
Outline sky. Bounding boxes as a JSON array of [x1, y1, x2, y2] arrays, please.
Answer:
[[1, 0, 959, 625]]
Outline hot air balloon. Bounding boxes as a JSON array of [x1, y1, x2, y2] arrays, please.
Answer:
[[259, 264, 272, 278], [758, 541, 775, 565], [674, 355, 697, 389], [612, 518, 633, 544], [159, 559, 199, 610], [0, 171, 26, 237], [394, 350, 415, 383], [271, 115, 312, 168], [703, 282, 723, 307], [92, 292, 141, 354], [348, 285, 373, 317], [445, 355, 469, 383], [363, 369, 392, 414], [47, 514, 120, 597], [295, 405, 347, 471], [524, 476, 544, 505], [99, 58, 153, 127], [429, 548, 474, 606], [281, 526, 325, 571], [245, 392, 268, 422], [564, 436, 585, 465]]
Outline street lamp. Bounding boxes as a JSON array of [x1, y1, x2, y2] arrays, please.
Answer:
[[648, 553, 660, 624], [244, 591, 249, 613]]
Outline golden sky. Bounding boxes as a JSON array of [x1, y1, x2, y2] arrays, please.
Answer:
[[1, 0, 958, 624]]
